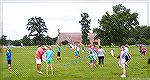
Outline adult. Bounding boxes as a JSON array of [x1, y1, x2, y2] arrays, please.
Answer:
[[97, 46, 105, 67], [35, 45, 46, 74]]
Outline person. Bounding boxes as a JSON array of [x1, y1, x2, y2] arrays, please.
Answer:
[[89, 52, 94, 68], [57, 44, 61, 60], [91, 45, 97, 67], [75, 48, 79, 58], [35, 45, 46, 74], [139, 45, 147, 58], [6, 49, 12, 70], [124, 44, 130, 66], [45, 46, 54, 75], [88, 43, 92, 53], [77, 45, 80, 57], [118, 46, 126, 78], [82, 47, 84, 52], [97, 46, 105, 67]]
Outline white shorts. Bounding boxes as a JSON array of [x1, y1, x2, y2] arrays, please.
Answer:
[[36, 58, 41, 64], [119, 59, 126, 68]]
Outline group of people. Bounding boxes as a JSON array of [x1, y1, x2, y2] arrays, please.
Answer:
[[35, 45, 54, 75], [5, 43, 147, 77], [88, 44, 105, 68]]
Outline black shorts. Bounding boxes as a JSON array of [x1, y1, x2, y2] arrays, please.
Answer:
[[7, 60, 11, 64], [57, 52, 60, 56], [98, 56, 104, 59]]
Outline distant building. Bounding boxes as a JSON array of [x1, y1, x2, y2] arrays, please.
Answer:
[[56, 29, 100, 45]]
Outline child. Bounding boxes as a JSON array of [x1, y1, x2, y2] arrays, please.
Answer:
[[57, 44, 61, 60], [89, 52, 94, 68], [139, 45, 147, 57], [6, 49, 12, 70], [45, 46, 54, 75], [118, 46, 126, 78], [124, 44, 130, 67], [91, 45, 97, 67], [75, 48, 79, 58], [82, 47, 84, 52]]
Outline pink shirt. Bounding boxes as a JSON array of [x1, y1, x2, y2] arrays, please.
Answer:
[[35, 47, 44, 59]]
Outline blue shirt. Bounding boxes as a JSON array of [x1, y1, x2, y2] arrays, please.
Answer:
[[58, 46, 61, 52], [6, 52, 11, 60], [75, 50, 78, 55], [46, 50, 54, 60]]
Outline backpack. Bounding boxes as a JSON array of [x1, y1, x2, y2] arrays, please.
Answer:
[[125, 54, 130, 62]]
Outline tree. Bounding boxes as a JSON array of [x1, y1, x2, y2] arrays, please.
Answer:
[[21, 35, 33, 46], [26, 16, 48, 45], [0, 35, 7, 45], [79, 13, 91, 45], [98, 4, 139, 46]]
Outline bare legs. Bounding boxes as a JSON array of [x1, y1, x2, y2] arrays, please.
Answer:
[[46, 64, 53, 75], [37, 64, 43, 74]]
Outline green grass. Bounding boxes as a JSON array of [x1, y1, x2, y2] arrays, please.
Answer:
[[0, 45, 150, 80]]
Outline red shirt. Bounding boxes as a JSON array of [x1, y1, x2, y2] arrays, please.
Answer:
[[35, 47, 44, 59]]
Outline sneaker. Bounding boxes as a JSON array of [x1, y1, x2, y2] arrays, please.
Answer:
[[37, 71, 43, 74], [8, 67, 11, 70], [120, 74, 126, 78]]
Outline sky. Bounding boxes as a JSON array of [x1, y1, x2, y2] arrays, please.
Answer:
[[2, 1, 149, 40]]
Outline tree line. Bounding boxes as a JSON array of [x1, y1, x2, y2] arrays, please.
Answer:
[[0, 35, 57, 46]]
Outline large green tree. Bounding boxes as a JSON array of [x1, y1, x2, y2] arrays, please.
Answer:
[[98, 4, 139, 46], [129, 25, 150, 44], [26, 16, 48, 45], [79, 13, 91, 45]]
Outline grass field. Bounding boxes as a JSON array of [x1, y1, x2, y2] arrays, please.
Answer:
[[0, 45, 150, 80]]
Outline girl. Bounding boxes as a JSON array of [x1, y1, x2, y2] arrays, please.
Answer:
[[118, 46, 126, 78]]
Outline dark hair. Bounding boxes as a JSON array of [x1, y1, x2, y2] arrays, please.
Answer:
[[99, 46, 102, 48], [8, 49, 11, 52]]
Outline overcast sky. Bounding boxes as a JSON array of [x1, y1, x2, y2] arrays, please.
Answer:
[[2, 1, 149, 40]]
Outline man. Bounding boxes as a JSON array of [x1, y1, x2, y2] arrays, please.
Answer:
[[35, 45, 46, 74]]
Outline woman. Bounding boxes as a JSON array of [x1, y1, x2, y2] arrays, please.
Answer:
[[97, 46, 105, 67]]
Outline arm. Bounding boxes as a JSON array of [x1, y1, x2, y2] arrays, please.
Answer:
[[119, 51, 123, 61]]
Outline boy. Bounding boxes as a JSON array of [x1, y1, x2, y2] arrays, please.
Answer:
[[57, 44, 61, 60], [46, 46, 54, 75], [6, 49, 12, 70], [75, 48, 79, 58]]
